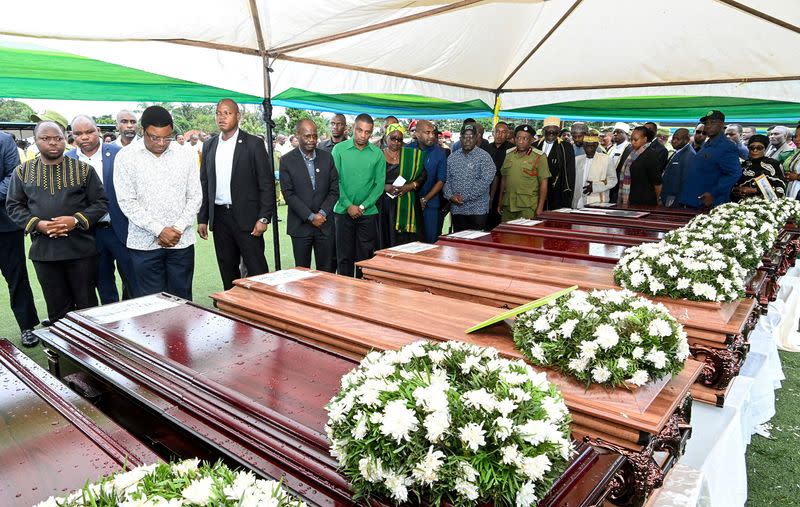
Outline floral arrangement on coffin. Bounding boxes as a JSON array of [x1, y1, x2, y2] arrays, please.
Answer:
[[33, 459, 305, 507], [711, 200, 781, 230], [513, 289, 690, 388], [664, 213, 774, 271], [762, 197, 800, 224], [614, 242, 746, 302], [325, 340, 572, 507]]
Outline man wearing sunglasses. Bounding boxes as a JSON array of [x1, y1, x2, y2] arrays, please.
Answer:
[[114, 106, 202, 300], [677, 110, 742, 209]]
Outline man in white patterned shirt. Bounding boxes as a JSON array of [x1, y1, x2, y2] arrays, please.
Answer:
[[114, 106, 202, 300]]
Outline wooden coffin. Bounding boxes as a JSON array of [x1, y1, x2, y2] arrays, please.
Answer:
[[493, 221, 663, 246], [439, 229, 628, 264], [0, 339, 159, 506], [213, 271, 699, 445], [35, 295, 624, 507], [585, 204, 702, 220], [537, 210, 686, 231], [357, 243, 756, 406]]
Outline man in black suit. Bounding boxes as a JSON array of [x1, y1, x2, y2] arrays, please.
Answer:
[[280, 120, 339, 272], [644, 122, 669, 173], [198, 99, 275, 290]]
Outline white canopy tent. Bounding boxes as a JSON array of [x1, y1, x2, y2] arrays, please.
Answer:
[[1, 0, 799, 119]]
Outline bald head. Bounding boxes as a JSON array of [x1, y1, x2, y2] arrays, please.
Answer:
[[295, 119, 316, 134], [71, 115, 97, 130], [415, 120, 436, 148], [296, 119, 318, 155], [71, 115, 101, 155]]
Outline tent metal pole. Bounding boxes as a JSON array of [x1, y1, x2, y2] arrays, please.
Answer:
[[248, 0, 281, 270]]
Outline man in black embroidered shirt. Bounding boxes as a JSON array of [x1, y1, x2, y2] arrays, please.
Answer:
[[6, 121, 108, 323]]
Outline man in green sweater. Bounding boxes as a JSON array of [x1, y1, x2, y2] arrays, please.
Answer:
[[331, 113, 385, 277]]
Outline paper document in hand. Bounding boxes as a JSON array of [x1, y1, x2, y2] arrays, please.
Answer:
[[386, 175, 406, 199]]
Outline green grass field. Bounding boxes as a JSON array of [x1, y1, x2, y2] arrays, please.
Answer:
[[0, 205, 794, 506]]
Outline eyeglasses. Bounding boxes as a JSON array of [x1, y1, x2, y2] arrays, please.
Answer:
[[37, 136, 64, 143], [388, 136, 404, 143], [749, 145, 765, 151], [146, 133, 175, 144]]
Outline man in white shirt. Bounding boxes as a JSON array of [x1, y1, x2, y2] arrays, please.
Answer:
[[114, 106, 202, 300], [573, 130, 616, 208], [66, 115, 139, 304], [766, 126, 793, 159], [197, 99, 274, 290], [607, 122, 633, 203], [113, 110, 138, 148]]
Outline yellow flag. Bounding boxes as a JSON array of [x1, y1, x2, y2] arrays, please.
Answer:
[[493, 95, 502, 126]]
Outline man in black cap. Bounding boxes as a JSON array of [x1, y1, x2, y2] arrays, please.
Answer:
[[497, 125, 550, 222], [677, 110, 742, 208]]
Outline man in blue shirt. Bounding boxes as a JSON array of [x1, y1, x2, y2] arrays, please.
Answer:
[[678, 110, 742, 208], [408, 120, 447, 243]]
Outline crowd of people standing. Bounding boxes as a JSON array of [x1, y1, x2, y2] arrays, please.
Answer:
[[1, 101, 798, 348]]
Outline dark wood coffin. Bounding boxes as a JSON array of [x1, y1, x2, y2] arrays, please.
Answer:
[[0, 339, 159, 506], [356, 243, 756, 407], [493, 221, 663, 246], [212, 272, 701, 505], [35, 296, 624, 507], [537, 210, 687, 231], [585, 204, 701, 220]]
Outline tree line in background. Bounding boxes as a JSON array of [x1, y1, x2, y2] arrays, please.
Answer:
[[1, 98, 573, 139]]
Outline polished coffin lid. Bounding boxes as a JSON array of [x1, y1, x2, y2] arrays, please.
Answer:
[[0, 339, 159, 505], [494, 222, 663, 245], [212, 270, 703, 449], [537, 210, 687, 231], [359, 243, 757, 343], [39, 296, 622, 507]]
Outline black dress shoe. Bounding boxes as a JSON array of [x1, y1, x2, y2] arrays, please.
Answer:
[[21, 329, 39, 348], [41, 319, 53, 327]]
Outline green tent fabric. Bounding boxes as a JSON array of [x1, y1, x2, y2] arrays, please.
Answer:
[[0, 45, 262, 103], [273, 88, 493, 119], [502, 96, 800, 124]]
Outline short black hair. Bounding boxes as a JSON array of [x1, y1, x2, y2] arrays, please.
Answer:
[[633, 125, 655, 142], [385, 115, 398, 122], [495, 121, 509, 128], [462, 118, 476, 125], [140, 105, 173, 130], [354, 113, 374, 125]]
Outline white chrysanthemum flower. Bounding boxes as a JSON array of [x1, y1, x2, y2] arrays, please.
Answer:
[[461, 354, 482, 373], [383, 471, 411, 502], [568, 356, 590, 372], [629, 332, 642, 344], [501, 443, 522, 465], [647, 318, 673, 338], [541, 396, 568, 422], [517, 419, 556, 446], [629, 271, 646, 287], [495, 416, 515, 441], [181, 476, 215, 505], [423, 410, 450, 442], [645, 348, 668, 369], [520, 454, 552, 482], [459, 422, 487, 451], [627, 370, 650, 386], [411, 447, 446, 485], [224, 470, 258, 501], [528, 343, 546, 363], [676, 277, 691, 290], [413, 383, 449, 413], [352, 411, 368, 439], [509, 387, 532, 402], [676, 335, 691, 361], [591, 365, 612, 383], [462, 388, 497, 412], [379, 399, 418, 443], [578, 340, 599, 360], [667, 266, 679, 278], [594, 324, 620, 350], [617, 357, 630, 371], [533, 315, 551, 332], [495, 398, 518, 418], [632, 347, 644, 359], [559, 318, 580, 337], [358, 457, 385, 482], [171, 458, 200, 476], [455, 479, 479, 500]]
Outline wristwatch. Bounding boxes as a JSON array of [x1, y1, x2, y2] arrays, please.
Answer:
[[258, 218, 269, 224], [358, 204, 365, 211]]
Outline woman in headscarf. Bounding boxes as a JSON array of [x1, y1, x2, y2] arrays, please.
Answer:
[[378, 123, 427, 248], [732, 134, 786, 201], [781, 123, 800, 199]]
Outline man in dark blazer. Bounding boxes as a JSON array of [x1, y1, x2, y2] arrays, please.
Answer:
[[644, 122, 670, 172], [534, 117, 576, 210], [198, 99, 275, 290], [66, 115, 138, 304], [0, 131, 39, 346], [280, 119, 339, 272]]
